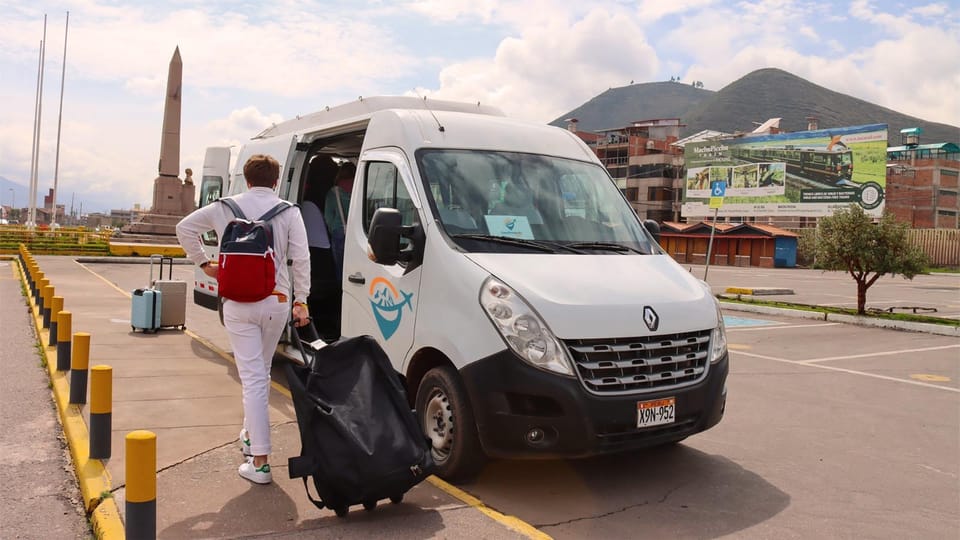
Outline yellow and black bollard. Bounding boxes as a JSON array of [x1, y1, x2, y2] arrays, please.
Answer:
[[56, 311, 72, 372], [42, 284, 55, 328], [27, 263, 37, 294], [89, 365, 112, 459], [126, 430, 157, 540], [36, 276, 48, 310], [69, 333, 90, 405], [48, 296, 64, 346]]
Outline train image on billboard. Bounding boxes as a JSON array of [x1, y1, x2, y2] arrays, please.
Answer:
[[731, 145, 855, 188]]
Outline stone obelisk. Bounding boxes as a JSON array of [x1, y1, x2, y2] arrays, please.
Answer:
[[124, 47, 195, 236], [152, 46, 184, 215]]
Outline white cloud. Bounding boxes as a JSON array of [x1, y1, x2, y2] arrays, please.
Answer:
[[911, 3, 948, 17], [420, 8, 660, 121]]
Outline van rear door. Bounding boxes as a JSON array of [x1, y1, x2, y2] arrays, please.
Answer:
[[193, 147, 231, 311]]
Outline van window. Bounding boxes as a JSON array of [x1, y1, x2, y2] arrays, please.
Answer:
[[199, 175, 223, 246], [363, 161, 416, 248], [417, 149, 656, 254]]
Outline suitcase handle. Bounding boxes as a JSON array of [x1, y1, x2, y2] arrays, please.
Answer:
[[149, 254, 175, 283]]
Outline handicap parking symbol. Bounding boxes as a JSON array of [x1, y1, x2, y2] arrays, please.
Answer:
[[710, 181, 727, 197]]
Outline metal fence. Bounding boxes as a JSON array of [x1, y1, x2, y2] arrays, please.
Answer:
[[909, 229, 960, 267]]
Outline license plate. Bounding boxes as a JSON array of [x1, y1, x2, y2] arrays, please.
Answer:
[[637, 397, 675, 428]]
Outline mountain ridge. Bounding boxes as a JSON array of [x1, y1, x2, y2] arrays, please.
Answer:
[[552, 68, 959, 146]]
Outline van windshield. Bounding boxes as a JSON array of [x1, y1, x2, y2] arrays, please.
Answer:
[[417, 149, 657, 254]]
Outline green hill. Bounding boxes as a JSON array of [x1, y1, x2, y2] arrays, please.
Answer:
[[552, 68, 959, 146]]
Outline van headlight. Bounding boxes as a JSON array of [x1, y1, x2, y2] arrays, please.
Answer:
[[480, 277, 574, 377], [708, 305, 727, 364]]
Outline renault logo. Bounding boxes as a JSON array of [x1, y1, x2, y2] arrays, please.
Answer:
[[643, 306, 659, 332]]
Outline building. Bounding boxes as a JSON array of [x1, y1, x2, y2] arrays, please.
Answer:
[[885, 128, 959, 229], [586, 118, 684, 222]]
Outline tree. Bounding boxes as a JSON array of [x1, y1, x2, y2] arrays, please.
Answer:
[[813, 205, 928, 314]]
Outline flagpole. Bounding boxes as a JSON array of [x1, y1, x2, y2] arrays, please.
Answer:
[[51, 11, 69, 228], [28, 37, 43, 228], [30, 15, 48, 227]]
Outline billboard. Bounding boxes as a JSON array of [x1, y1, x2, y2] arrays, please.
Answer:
[[681, 124, 888, 217]]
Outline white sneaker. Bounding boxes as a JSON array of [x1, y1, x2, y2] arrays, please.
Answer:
[[239, 429, 252, 457], [238, 460, 272, 484]]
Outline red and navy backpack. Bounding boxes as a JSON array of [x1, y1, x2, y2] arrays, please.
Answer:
[[217, 198, 294, 302]]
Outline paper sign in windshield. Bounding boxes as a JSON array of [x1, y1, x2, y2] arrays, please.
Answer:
[[484, 215, 534, 240]]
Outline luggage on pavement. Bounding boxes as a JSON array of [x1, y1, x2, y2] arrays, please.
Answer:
[[130, 287, 161, 333], [286, 328, 434, 517], [150, 255, 187, 330]]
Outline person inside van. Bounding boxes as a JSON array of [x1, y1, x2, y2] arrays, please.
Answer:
[[324, 162, 356, 280], [301, 156, 341, 341], [489, 181, 544, 225]]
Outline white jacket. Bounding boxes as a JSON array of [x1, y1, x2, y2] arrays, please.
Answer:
[[176, 186, 311, 304]]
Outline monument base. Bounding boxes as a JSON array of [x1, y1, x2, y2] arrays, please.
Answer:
[[121, 214, 182, 236]]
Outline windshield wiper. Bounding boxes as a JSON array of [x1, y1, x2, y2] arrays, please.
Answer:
[[451, 234, 570, 253], [565, 241, 645, 254]]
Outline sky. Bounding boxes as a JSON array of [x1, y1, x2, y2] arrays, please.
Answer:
[[0, 0, 957, 213]]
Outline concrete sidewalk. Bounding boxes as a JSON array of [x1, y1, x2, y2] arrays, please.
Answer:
[[13, 254, 535, 539]]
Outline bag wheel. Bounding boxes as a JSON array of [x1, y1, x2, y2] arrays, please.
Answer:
[[362, 501, 376, 511], [333, 505, 349, 518], [389, 495, 404, 504]]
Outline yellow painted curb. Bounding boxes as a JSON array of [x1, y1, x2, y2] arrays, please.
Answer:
[[725, 287, 754, 295], [427, 476, 552, 540], [15, 259, 125, 539], [108, 242, 184, 257]]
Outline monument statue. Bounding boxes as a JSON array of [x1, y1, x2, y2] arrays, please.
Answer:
[[123, 46, 196, 236]]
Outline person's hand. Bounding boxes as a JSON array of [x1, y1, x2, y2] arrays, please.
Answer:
[[202, 263, 218, 278], [292, 303, 309, 327]]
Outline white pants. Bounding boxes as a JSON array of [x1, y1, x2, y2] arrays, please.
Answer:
[[223, 295, 289, 457]]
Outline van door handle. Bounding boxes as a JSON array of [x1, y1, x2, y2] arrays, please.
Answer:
[[348, 272, 365, 285]]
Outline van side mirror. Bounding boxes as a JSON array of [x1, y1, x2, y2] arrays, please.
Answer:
[[368, 208, 403, 266], [643, 219, 661, 245]]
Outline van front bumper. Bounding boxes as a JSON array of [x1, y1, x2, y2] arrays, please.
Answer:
[[459, 349, 727, 459]]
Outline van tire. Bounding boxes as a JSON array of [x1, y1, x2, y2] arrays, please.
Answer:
[[415, 365, 486, 482]]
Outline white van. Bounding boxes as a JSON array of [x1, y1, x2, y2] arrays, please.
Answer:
[[193, 97, 728, 480]]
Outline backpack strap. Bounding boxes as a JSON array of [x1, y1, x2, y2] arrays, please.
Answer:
[[258, 201, 295, 222], [218, 198, 247, 220]]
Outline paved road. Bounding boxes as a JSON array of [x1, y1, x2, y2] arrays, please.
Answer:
[[8, 257, 959, 539], [462, 311, 959, 538]]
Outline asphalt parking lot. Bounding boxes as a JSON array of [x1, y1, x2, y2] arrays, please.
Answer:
[[12, 258, 960, 539]]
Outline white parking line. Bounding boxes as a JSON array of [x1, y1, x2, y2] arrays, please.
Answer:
[[727, 323, 840, 332], [730, 350, 960, 393], [800, 344, 960, 364]]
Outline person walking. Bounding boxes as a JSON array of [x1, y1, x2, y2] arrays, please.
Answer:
[[176, 154, 310, 484]]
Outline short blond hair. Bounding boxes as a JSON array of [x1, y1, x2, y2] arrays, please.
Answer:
[[243, 155, 280, 188]]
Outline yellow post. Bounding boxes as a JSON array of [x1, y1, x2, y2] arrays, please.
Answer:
[[125, 431, 157, 539], [69, 333, 90, 405], [89, 365, 112, 459], [56, 311, 72, 371], [48, 296, 64, 346], [42, 284, 55, 328], [35, 276, 48, 311]]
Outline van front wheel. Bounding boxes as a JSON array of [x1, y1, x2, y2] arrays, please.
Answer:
[[415, 365, 486, 482]]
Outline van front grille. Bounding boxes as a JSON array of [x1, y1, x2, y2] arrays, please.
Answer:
[[564, 329, 712, 395]]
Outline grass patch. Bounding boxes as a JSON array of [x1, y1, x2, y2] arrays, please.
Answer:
[[926, 266, 960, 274], [719, 295, 960, 327]]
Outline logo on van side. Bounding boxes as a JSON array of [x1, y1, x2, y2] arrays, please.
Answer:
[[369, 277, 414, 340]]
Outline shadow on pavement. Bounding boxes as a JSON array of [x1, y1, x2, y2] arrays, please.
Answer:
[[161, 482, 298, 539], [468, 443, 789, 538]]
